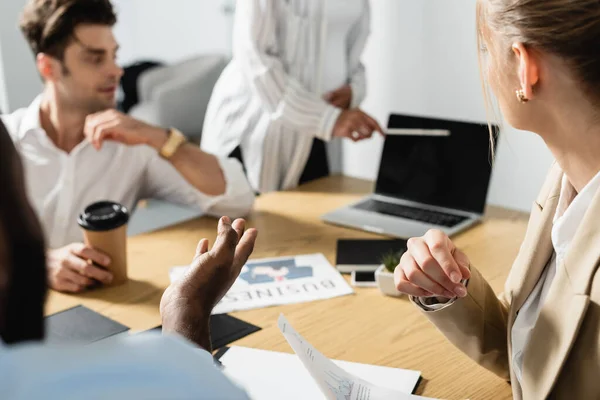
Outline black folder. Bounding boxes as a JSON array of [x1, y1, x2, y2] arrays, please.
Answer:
[[45, 305, 130, 345]]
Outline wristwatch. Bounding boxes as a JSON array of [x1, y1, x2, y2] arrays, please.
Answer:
[[159, 128, 187, 159]]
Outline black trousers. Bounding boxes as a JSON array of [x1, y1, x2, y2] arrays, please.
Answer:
[[229, 138, 329, 189]]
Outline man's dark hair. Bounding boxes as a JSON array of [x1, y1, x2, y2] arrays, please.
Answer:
[[20, 0, 117, 60]]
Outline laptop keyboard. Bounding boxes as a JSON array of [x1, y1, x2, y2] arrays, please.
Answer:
[[354, 199, 468, 228]]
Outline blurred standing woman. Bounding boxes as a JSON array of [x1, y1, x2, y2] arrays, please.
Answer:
[[201, 0, 382, 193]]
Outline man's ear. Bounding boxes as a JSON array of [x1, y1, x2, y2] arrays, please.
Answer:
[[36, 53, 60, 82]]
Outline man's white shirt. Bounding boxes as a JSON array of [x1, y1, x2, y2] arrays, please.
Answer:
[[2, 96, 255, 248]]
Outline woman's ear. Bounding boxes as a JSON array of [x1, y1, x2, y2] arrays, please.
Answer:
[[512, 42, 539, 100]]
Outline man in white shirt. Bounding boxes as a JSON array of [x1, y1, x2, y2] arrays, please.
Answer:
[[3, 0, 255, 294]]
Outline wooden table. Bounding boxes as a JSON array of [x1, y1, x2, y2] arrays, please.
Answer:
[[46, 176, 528, 400]]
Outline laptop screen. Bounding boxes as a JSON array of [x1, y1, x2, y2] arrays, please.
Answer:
[[375, 114, 499, 215]]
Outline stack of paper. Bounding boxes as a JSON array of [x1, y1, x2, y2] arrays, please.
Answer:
[[220, 316, 435, 400]]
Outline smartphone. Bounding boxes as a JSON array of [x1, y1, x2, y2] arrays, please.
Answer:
[[351, 270, 377, 288]]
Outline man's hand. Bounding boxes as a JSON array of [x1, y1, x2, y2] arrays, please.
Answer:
[[84, 110, 168, 151], [160, 217, 258, 350], [47, 243, 113, 293], [85, 110, 230, 197], [324, 84, 353, 110], [332, 109, 384, 142]]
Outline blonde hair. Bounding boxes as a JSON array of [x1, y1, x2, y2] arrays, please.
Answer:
[[476, 0, 600, 156], [477, 0, 600, 105]]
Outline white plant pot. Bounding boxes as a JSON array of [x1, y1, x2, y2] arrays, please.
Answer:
[[375, 265, 403, 298]]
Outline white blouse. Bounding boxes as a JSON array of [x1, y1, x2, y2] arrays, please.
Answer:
[[201, 0, 370, 193]]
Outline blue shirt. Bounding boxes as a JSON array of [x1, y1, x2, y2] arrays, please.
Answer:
[[0, 334, 249, 399]]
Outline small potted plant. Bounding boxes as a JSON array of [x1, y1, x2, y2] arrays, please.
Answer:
[[375, 250, 404, 297]]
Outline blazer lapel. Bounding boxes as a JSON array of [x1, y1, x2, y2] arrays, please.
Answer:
[[509, 173, 562, 315], [503, 167, 561, 399], [520, 179, 600, 399], [521, 274, 589, 399]]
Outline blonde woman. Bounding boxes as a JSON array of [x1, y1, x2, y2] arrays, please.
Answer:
[[201, 0, 383, 193], [394, 0, 600, 398]]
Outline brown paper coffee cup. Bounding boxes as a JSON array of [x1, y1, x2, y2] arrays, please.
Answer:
[[82, 224, 128, 286], [78, 201, 130, 287]]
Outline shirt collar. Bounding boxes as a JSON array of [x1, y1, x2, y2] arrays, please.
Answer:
[[17, 95, 44, 141], [552, 170, 600, 256]]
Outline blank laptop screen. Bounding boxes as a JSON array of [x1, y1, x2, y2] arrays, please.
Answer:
[[375, 114, 499, 215]]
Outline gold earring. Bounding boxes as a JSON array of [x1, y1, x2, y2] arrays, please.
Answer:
[[516, 89, 529, 103]]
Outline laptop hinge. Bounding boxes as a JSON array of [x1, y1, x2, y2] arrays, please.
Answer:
[[369, 194, 481, 218]]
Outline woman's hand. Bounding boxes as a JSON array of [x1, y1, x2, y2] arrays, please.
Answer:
[[324, 85, 353, 109], [332, 109, 384, 142], [394, 229, 471, 299]]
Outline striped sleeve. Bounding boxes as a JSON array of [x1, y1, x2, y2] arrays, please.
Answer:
[[233, 0, 341, 141], [347, 0, 370, 108]]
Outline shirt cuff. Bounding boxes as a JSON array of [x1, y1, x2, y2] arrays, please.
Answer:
[[316, 105, 342, 142], [350, 81, 365, 108], [413, 296, 458, 311], [159, 333, 224, 368], [412, 278, 469, 312], [201, 157, 255, 218]]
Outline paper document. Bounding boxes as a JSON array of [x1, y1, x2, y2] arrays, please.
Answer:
[[220, 347, 422, 400], [170, 254, 354, 314], [278, 315, 434, 400]]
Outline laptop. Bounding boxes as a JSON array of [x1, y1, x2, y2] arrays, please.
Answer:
[[322, 114, 499, 238]]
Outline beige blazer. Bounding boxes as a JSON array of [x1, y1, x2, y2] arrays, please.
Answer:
[[417, 164, 600, 400]]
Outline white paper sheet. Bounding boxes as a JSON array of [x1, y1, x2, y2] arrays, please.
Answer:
[[170, 254, 354, 314], [278, 315, 434, 400], [220, 347, 423, 400]]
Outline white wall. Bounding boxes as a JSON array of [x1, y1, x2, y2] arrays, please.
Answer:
[[0, 42, 9, 113], [341, 0, 427, 180], [0, 0, 232, 111], [111, 0, 233, 66], [0, 0, 42, 112], [344, 0, 554, 211]]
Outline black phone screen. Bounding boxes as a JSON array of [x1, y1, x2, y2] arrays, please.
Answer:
[[354, 271, 376, 282]]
